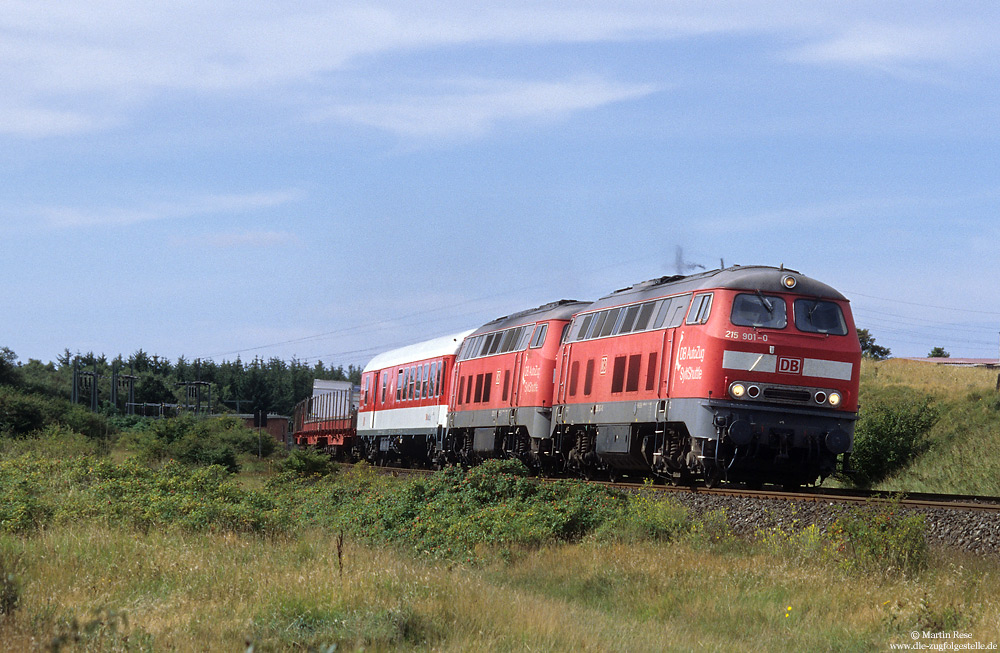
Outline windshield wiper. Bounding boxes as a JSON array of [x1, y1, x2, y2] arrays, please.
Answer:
[[755, 290, 773, 314]]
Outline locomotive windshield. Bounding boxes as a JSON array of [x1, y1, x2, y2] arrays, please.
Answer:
[[730, 293, 787, 329], [793, 299, 848, 335]]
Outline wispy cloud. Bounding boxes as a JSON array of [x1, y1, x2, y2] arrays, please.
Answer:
[[170, 230, 302, 249], [30, 190, 303, 229], [1, 3, 997, 139], [314, 76, 660, 137], [786, 23, 967, 68]]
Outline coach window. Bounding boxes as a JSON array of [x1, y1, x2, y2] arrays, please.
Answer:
[[687, 293, 713, 325], [422, 363, 430, 398], [396, 369, 404, 401], [381, 374, 388, 404], [731, 293, 787, 329], [530, 323, 549, 348]]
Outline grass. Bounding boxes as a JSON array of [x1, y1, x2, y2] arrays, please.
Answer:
[[861, 359, 1000, 494], [2, 526, 999, 651], [3, 360, 1000, 650]]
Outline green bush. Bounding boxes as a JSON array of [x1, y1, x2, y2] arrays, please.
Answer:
[[330, 460, 628, 559], [0, 454, 292, 535], [827, 499, 928, 577], [0, 387, 46, 437], [278, 448, 335, 477], [594, 493, 690, 543], [850, 387, 938, 486], [126, 415, 276, 472]]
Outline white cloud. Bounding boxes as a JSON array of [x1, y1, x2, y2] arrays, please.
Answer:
[[31, 190, 303, 229], [315, 76, 660, 137], [786, 24, 966, 67], [170, 230, 301, 249], [1, 2, 997, 138]]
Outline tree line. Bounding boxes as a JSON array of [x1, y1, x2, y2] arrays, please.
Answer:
[[1, 346, 360, 417]]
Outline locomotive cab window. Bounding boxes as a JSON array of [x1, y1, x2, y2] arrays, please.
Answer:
[[731, 293, 787, 329], [794, 299, 848, 335]]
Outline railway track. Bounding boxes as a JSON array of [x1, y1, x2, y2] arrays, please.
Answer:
[[601, 481, 1000, 513], [342, 461, 1000, 513]]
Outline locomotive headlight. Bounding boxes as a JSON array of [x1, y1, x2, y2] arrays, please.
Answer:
[[828, 392, 842, 407], [729, 382, 746, 399], [781, 274, 797, 289]]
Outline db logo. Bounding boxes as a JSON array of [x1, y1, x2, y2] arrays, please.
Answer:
[[778, 357, 803, 374]]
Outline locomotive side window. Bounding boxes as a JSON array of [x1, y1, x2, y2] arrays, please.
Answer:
[[634, 301, 656, 331], [611, 356, 627, 393], [667, 294, 691, 327], [573, 314, 594, 341], [589, 312, 608, 340], [530, 323, 549, 348], [626, 354, 642, 392], [794, 299, 848, 335], [618, 304, 642, 334], [517, 326, 534, 350], [599, 308, 622, 338], [645, 352, 658, 391], [731, 293, 787, 329], [686, 293, 713, 325]]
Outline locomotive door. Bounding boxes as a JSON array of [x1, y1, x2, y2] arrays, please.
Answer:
[[556, 342, 572, 405], [510, 350, 523, 409], [658, 330, 674, 398], [371, 372, 379, 429]]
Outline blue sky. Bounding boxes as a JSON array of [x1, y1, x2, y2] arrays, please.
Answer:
[[3, 2, 999, 368]]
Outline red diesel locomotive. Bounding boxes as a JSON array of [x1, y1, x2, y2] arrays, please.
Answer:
[[549, 266, 860, 486], [297, 265, 861, 486]]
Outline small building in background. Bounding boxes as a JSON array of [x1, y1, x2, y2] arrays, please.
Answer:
[[237, 413, 290, 443]]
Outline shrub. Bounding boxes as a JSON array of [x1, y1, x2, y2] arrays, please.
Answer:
[[126, 415, 276, 472], [278, 448, 335, 477], [827, 498, 928, 577], [595, 493, 690, 543], [850, 387, 938, 486], [0, 387, 46, 437]]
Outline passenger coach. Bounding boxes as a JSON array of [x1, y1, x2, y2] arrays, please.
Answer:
[[356, 330, 473, 465]]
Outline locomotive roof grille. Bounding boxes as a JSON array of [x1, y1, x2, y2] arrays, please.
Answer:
[[591, 266, 845, 311], [473, 299, 590, 335]]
